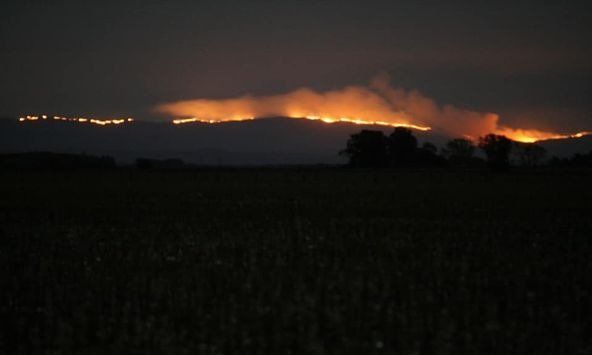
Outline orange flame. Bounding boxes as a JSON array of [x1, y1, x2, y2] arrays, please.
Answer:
[[294, 115, 431, 131], [158, 84, 432, 132], [158, 75, 589, 143], [172, 117, 255, 125], [494, 127, 592, 143], [19, 115, 134, 126]]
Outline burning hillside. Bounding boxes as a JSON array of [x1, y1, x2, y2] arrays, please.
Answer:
[[158, 75, 589, 143], [18, 115, 134, 126]]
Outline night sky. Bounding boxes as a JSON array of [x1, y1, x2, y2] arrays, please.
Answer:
[[2, 0, 591, 132]]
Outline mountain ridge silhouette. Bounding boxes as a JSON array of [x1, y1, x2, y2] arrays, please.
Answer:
[[1, 117, 589, 165]]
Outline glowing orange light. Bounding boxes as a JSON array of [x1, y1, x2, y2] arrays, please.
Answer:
[[170, 113, 431, 131], [294, 115, 431, 131], [18, 114, 135, 126], [495, 127, 592, 143], [172, 117, 255, 125], [157, 79, 592, 142]]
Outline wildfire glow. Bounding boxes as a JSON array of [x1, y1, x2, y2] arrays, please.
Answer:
[[17, 75, 591, 145], [493, 127, 592, 143], [19, 115, 134, 126], [297, 115, 431, 131], [157, 75, 590, 143], [158, 81, 432, 132], [172, 117, 255, 125]]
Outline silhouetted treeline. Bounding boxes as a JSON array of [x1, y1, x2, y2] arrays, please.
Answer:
[[340, 128, 446, 168], [341, 129, 590, 170], [548, 151, 592, 168], [135, 158, 187, 170], [0, 152, 116, 170]]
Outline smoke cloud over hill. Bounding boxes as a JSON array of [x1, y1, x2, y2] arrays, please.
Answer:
[[157, 75, 588, 143]]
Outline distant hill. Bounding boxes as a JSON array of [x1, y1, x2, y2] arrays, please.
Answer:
[[0, 117, 589, 165], [538, 135, 592, 158]]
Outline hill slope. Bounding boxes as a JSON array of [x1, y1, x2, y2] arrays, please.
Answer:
[[0, 117, 589, 165]]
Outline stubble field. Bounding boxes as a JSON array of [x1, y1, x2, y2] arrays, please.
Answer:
[[1, 169, 591, 354]]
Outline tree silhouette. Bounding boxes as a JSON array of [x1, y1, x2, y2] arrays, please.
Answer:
[[417, 142, 445, 165], [421, 142, 437, 155], [514, 143, 547, 167], [478, 134, 513, 170], [341, 130, 389, 167], [443, 138, 475, 161], [550, 150, 592, 168], [388, 127, 418, 166], [571, 150, 592, 167]]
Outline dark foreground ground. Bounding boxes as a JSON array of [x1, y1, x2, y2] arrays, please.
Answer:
[[1, 169, 591, 354]]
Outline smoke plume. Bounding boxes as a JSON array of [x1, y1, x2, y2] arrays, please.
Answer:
[[157, 75, 587, 142]]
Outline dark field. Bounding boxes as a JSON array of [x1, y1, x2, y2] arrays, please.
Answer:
[[1, 169, 591, 354]]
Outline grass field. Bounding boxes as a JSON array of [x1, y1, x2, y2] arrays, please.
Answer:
[[1, 169, 591, 354]]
